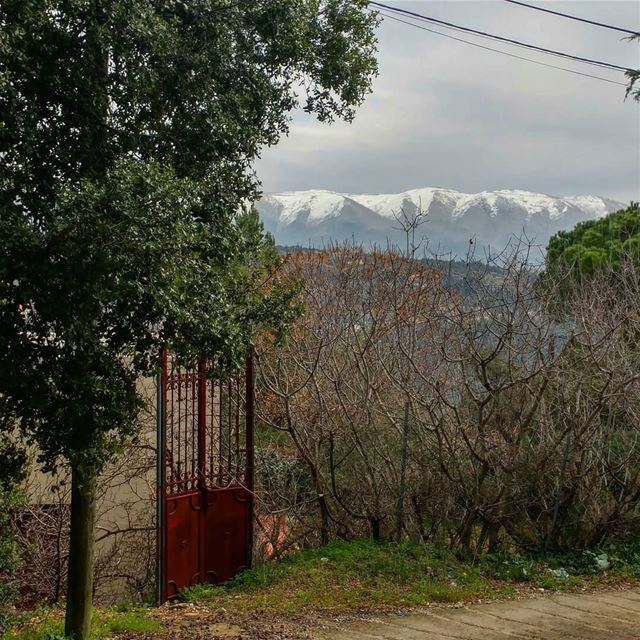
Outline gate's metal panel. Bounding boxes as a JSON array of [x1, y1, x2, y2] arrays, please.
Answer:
[[203, 487, 249, 583], [165, 491, 201, 600], [158, 350, 253, 603]]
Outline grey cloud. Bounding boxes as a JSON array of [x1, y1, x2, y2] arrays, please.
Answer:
[[255, 1, 640, 203]]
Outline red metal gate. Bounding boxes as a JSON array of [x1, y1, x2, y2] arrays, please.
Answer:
[[157, 351, 254, 603]]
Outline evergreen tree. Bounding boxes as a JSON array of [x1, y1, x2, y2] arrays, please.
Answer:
[[545, 202, 640, 279], [625, 34, 640, 102]]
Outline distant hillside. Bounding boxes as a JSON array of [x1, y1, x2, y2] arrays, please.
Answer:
[[257, 187, 625, 257], [277, 245, 508, 299]]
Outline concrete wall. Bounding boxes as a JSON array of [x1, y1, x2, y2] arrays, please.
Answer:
[[20, 376, 158, 605]]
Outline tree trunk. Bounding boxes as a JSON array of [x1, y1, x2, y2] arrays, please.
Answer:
[[369, 516, 381, 542], [65, 464, 97, 640], [318, 493, 330, 545], [395, 401, 410, 541]]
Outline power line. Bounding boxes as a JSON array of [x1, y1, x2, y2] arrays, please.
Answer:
[[373, 1, 635, 73], [369, 1, 637, 73], [503, 0, 640, 37], [379, 11, 627, 87]]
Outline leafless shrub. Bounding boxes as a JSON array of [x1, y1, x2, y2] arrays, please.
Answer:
[[255, 242, 640, 554]]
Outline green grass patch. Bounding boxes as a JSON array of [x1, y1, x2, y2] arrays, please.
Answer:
[[184, 538, 640, 615], [0, 607, 162, 640], [8, 539, 640, 636], [184, 539, 511, 614]]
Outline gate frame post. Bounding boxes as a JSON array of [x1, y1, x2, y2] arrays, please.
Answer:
[[197, 357, 208, 583], [156, 347, 168, 605], [245, 349, 255, 570]]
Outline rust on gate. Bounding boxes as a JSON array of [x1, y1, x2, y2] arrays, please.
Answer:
[[157, 349, 254, 603]]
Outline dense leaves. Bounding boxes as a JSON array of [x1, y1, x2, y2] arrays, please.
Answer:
[[545, 202, 640, 281], [625, 34, 640, 102], [0, 161, 299, 469], [0, 0, 377, 471], [0, 440, 26, 612], [1, 5, 376, 633]]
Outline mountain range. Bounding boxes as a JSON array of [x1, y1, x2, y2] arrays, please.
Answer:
[[255, 187, 624, 257]]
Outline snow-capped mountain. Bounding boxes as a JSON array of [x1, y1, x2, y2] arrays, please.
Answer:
[[256, 187, 624, 256]]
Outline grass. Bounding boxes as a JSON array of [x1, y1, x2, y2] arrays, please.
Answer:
[[6, 539, 640, 637], [182, 538, 640, 615], [184, 540, 511, 614], [0, 606, 163, 640]]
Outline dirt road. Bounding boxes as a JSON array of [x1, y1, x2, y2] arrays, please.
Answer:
[[315, 590, 640, 640]]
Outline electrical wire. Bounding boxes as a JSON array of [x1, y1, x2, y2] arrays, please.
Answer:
[[369, 1, 637, 73], [379, 11, 628, 86], [503, 0, 640, 37]]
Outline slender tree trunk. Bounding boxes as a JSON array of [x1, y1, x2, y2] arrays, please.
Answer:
[[395, 400, 410, 541], [65, 464, 97, 640], [65, 6, 107, 632], [545, 429, 572, 552], [318, 493, 330, 545], [369, 516, 381, 542]]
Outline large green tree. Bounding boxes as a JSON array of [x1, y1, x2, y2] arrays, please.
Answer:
[[545, 202, 640, 281], [0, 1, 378, 637]]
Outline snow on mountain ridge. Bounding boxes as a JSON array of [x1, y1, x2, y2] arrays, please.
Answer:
[[349, 187, 457, 218], [265, 190, 349, 224], [264, 187, 616, 225], [561, 195, 610, 218], [256, 187, 624, 257]]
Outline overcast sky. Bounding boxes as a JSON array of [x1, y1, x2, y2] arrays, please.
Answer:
[[255, 0, 640, 203]]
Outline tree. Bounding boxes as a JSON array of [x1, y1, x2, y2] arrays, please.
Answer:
[[0, 2, 378, 637], [625, 34, 640, 102], [544, 202, 640, 284], [256, 245, 445, 544], [0, 438, 27, 622], [255, 243, 640, 556]]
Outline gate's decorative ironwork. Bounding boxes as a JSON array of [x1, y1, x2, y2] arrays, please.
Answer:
[[157, 350, 254, 603]]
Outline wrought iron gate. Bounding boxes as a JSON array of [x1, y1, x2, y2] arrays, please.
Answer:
[[157, 350, 254, 603]]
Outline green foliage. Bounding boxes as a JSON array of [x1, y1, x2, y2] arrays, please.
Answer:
[[0, 607, 162, 640], [0, 440, 27, 616], [182, 539, 640, 613], [0, 0, 377, 472], [255, 446, 314, 511], [625, 34, 640, 103], [179, 582, 222, 603], [480, 552, 536, 581], [544, 202, 640, 285]]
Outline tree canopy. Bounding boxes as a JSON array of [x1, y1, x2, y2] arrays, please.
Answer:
[[545, 202, 640, 280], [0, 2, 378, 636], [625, 34, 640, 102], [0, 0, 378, 474]]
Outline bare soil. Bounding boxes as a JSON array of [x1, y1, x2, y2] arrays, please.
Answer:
[[134, 588, 640, 640]]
